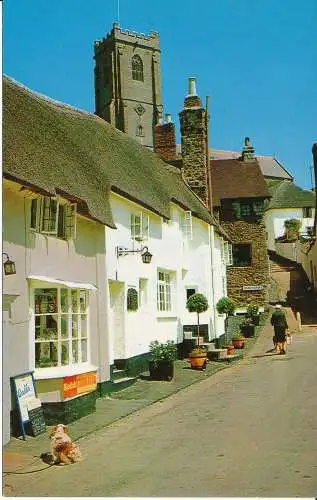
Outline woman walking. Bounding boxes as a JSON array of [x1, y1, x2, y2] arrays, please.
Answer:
[[270, 304, 289, 354]]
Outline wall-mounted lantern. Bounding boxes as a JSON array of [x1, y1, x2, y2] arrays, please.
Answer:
[[3, 252, 16, 276], [116, 245, 153, 264]]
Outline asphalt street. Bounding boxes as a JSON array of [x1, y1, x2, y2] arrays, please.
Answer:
[[5, 326, 317, 497]]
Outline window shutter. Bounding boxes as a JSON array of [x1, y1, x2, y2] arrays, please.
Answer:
[[221, 239, 225, 263], [41, 197, 58, 234], [228, 244, 233, 266], [30, 197, 41, 230], [183, 211, 193, 240], [142, 213, 149, 240], [65, 203, 77, 240]]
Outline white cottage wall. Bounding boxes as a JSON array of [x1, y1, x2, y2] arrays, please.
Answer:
[[3, 181, 110, 442]]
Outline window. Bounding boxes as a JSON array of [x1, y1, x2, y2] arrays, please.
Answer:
[[182, 211, 193, 240], [186, 288, 196, 300], [34, 287, 89, 369], [30, 197, 76, 240], [131, 212, 149, 241], [132, 55, 144, 81], [127, 288, 138, 311], [157, 271, 172, 312], [303, 207, 312, 218], [232, 244, 252, 267], [221, 200, 264, 220], [139, 278, 148, 307], [136, 124, 144, 137]]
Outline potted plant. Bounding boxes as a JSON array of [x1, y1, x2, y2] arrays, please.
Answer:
[[246, 302, 260, 326], [240, 317, 255, 338], [186, 293, 209, 370], [231, 332, 245, 349], [148, 340, 177, 381], [216, 296, 236, 347]]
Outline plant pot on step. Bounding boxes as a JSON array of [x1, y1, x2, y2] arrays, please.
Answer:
[[226, 344, 235, 355], [148, 340, 177, 381], [232, 337, 245, 349], [189, 348, 208, 370]]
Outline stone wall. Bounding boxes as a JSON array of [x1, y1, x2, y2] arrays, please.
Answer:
[[223, 219, 270, 305]]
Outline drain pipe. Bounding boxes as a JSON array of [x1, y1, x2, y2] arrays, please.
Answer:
[[205, 96, 218, 345]]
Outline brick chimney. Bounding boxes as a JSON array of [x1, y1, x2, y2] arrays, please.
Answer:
[[179, 77, 209, 206], [154, 114, 177, 162], [241, 137, 256, 161]]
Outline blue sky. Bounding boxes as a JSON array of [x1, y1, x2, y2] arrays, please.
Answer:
[[4, 0, 317, 189]]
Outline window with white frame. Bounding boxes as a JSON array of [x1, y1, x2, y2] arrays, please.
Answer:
[[181, 211, 193, 240], [131, 212, 149, 241], [34, 287, 89, 369], [30, 197, 77, 240], [157, 271, 173, 312]]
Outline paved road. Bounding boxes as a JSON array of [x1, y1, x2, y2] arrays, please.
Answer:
[[6, 326, 317, 497]]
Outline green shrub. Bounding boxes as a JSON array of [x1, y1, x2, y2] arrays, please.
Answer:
[[216, 297, 236, 316], [149, 340, 177, 366]]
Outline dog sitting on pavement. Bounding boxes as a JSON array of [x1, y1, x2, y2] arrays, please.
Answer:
[[50, 424, 82, 465]]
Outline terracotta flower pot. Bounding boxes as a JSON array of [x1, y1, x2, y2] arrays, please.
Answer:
[[226, 345, 235, 355], [189, 350, 207, 370], [232, 338, 245, 349]]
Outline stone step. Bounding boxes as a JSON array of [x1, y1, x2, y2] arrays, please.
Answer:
[[110, 376, 137, 393], [112, 368, 127, 381]]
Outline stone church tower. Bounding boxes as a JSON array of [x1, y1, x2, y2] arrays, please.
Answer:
[[94, 23, 163, 149]]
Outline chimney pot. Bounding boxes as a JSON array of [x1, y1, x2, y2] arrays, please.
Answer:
[[165, 113, 172, 124], [188, 77, 197, 96]]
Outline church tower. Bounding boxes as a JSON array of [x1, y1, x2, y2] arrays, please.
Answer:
[[94, 23, 163, 149]]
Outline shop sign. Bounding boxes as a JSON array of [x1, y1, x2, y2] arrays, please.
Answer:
[[63, 371, 97, 399], [11, 371, 46, 439], [243, 285, 264, 291]]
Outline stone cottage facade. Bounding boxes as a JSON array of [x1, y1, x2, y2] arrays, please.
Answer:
[[210, 140, 271, 306]]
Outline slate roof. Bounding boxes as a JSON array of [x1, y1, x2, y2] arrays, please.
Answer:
[[3, 76, 220, 230], [176, 145, 293, 181], [210, 159, 270, 206], [266, 179, 315, 210]]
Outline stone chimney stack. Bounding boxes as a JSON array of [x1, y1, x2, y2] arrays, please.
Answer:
[[241, 137, 256, 161], [154, 113, 177, 162], [179, 77, 209, 206]]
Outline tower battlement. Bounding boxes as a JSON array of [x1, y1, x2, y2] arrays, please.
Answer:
[[95, 23, 160, 54]]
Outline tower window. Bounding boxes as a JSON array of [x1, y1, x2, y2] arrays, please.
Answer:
[[136, 125, 144, 137], [132, 55, 144, 81]]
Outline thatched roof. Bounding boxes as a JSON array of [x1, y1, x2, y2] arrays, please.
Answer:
[[3, 76, 217, 229], [266, 179, 315, 210]]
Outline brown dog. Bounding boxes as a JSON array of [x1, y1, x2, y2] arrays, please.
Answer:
[[50, 424, 82, 465]]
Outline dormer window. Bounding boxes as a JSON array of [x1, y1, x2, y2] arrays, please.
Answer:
[[132, 55, 144, 81]]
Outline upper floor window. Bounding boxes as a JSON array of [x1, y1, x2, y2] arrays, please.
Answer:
[[181, 211, 193, 241], [132, 55, 144, 81], [221, 200, 264, 221], [34, 287, 89, 369], [232, 243, 252, 267], [30, 197, 77, 240], [303, 207, 312, 218], [131, 212, 149, 241]]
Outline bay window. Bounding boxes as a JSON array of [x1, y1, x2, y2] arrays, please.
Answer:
[[34, 287, 89, 369]]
